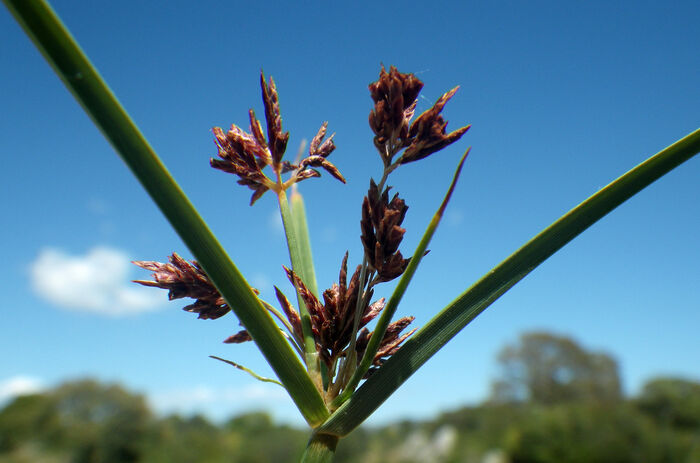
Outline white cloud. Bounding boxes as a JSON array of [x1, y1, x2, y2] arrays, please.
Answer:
[[0, 376, 44, 403], [30, 246, 164, 316]]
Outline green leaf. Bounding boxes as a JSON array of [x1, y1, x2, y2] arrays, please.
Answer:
[[4, 0, 328, 427], [320, 128, 700, 436]]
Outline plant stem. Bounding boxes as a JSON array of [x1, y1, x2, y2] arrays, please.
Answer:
[[209, 356, 283, 386], [277, 188, 322, 385], [290, 188, 319, 295], [300, 433, 339, 463], [336, 162, 392, 392]]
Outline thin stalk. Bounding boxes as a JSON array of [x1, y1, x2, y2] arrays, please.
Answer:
[[332, 149, 470, 408], [300, 433, 339, 463], [209, 356, 283, 386], [277, 188, 322, 383], [290, 188, 330, 389], [337, 163, 392, 389], [3, 0, 329, 426], [259, 300, 305, 357], [290, 188, 319, 296], [320, 128, 700, 436]]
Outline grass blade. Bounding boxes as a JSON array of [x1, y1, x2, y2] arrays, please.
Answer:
[[4, 0, 329, 426], [320, 128, 700, 436]]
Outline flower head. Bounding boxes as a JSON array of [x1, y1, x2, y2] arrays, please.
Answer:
[[211, 72, 345, 205], [368, 65, 424, 163], [133, 253, 231, 320], [361, 179, 410, 283], [368, 64, 469, 165], [401, 86, 470, 164]]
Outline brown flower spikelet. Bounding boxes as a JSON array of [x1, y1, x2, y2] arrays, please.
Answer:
[[133, 253, 232, 320], [402, 86, 471, 164], [368, 64, 469, 164], [260, 71, 290, 166], [223, 330, 253, 344], [355, 316, 416, 377], [283, 253, 397, 367], [368, 65, 424, 162], [210, 122, 272, 205], [361, 179, 410, 283], [212, 72, 345, 200]]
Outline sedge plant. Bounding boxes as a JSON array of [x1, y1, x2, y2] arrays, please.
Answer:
[[5, 1, 700, 461]]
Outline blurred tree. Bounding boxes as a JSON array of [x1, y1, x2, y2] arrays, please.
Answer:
[[503, 403, 679, 463], [637, 377, 700, 429], [0, 379, 152, 462], [490, 332, 621, 405], [0, 393, 57, 452], [223, 412, 307, 463], [50, 380, 152, 463], [144, 414, 232, 463]]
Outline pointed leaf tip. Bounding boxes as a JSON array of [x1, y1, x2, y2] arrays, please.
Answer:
[[438, 147, 470, 217]]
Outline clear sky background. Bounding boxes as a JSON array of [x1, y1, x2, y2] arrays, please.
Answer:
[[1, 1, 699, 426]]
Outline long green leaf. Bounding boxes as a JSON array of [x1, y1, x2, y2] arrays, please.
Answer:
[[319, 128, 700, 436], [4, 0, 329, 426]]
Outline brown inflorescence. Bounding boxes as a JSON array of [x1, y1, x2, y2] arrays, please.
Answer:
[[361, 179, 410, 283], [133, 67, 472, 393], [368, 65, 424, 164], [368, 65, 469, 165], [282, 121, 346, 184], [211, 72, 345, 205], [402, 86, 470, 164], [356, 316, 416, 377], [281, 253, 413, 370], [260, 72, 290, 166], [133, 253, 232, 320]]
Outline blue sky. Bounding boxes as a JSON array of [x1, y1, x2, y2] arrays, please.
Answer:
[[1, 1, 699, 425]]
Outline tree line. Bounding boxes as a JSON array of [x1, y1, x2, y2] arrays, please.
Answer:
[[1, 332, 699, 462]]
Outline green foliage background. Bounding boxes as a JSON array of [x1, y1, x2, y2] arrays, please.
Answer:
[[2, 333, 699, 463]]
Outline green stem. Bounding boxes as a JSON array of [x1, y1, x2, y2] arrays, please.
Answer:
[[209, 356, 283, 386], [300, 433, 339, 463], [336, 160, 393, 389], [259, 300, 305, 357], [290, 189, 319, 295], [277, 189, 322, 381], [3, 0, 329, 426]]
